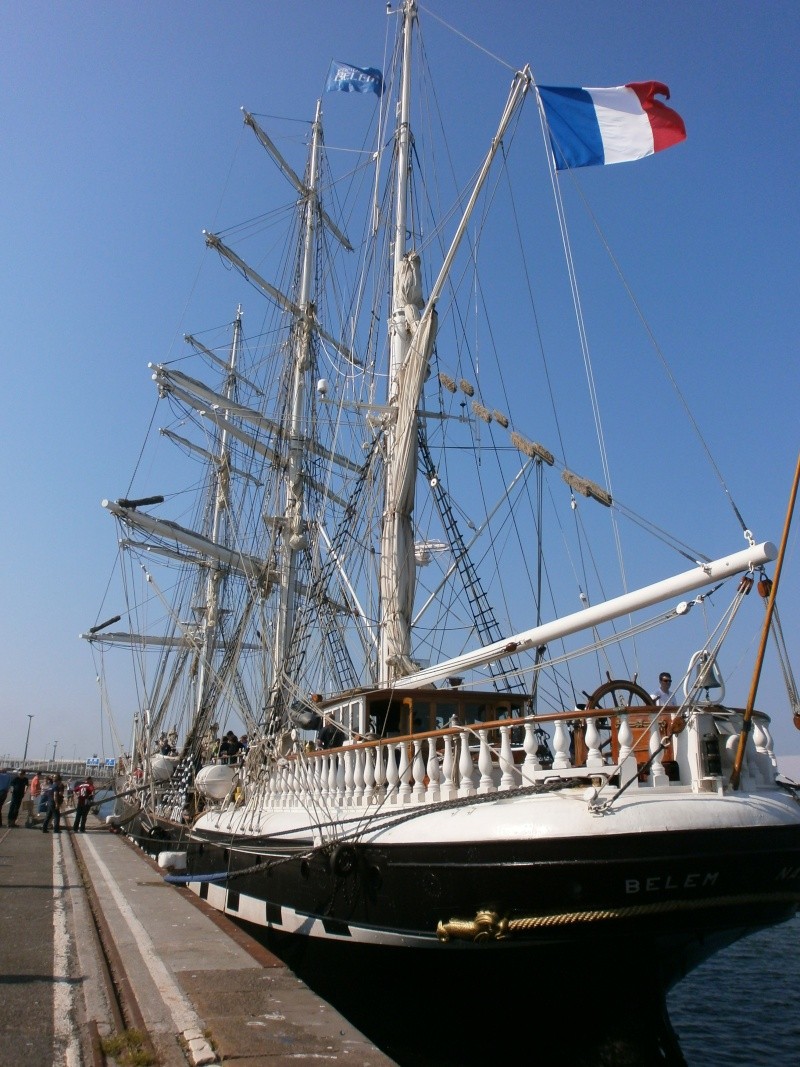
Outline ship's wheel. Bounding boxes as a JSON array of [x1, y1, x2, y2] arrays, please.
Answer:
[[583, 679, 660, 765], [585, 678, 655, 711]]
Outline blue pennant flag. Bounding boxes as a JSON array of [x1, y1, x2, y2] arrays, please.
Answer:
[[325, 60, 383, 97]]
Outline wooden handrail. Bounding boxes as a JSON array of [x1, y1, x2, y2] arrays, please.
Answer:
[[288, 703, 767, 761], [292, 716, 532, 759]]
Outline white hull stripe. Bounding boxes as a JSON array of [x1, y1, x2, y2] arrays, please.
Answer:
[[197, 879, 438, 949]]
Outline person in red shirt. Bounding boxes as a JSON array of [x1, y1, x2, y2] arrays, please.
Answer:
[[72, 776, 96, 833], [25, 771, 41, 827]]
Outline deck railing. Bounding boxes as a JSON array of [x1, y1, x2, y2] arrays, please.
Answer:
[[245, 707, 777, 810]]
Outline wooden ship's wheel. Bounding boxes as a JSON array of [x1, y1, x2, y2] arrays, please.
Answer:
[[585, 678, 654, 712], [577, 678, 658, 766]]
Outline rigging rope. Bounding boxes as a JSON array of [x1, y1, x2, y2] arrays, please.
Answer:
[[552, 154, 752, 541]]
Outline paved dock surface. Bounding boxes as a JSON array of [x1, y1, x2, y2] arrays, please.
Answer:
[[0, 811, 395, 1065]]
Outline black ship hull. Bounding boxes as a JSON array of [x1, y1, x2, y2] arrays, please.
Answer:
[[184, 821, 800, 989]]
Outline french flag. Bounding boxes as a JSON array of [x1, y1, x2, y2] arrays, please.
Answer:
[[538, 82, 686, 170]]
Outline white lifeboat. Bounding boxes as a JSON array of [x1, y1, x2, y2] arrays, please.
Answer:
[[195, 763, 237, 800]]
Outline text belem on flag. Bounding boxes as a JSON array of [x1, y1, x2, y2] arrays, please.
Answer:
[[326, 60, 383, 97]]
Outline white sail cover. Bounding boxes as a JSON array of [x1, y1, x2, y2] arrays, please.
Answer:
[[150, 754, 179, 782], [380, 261, 437, 681]]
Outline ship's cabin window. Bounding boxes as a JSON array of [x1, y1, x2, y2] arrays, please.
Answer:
[[366, 693, 527, 740], [371, 698, 404, 737]]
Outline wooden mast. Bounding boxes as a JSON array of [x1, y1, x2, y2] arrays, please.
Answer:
[[730, 451, 800, 789]]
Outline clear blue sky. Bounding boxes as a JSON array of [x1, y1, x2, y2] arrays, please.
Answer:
[[2, 1, 798, 764]]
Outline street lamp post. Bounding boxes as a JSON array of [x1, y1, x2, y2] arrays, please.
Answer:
[[52, 740, 58, 762], [23, 714, 34, 764]]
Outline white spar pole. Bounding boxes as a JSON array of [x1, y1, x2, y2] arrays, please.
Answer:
[[393, 542, 777, 690]]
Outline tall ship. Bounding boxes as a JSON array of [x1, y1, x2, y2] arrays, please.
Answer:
[[85, 2, 800, 1057]]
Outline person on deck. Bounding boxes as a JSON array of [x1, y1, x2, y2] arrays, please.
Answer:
[[218, 731, 241, 764], [73, 776, 96, 833], [318, 721, 345, 749], [653, 672, 677, 706]]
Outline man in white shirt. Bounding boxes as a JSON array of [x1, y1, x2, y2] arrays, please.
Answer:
[[653, 672, 676, 706]]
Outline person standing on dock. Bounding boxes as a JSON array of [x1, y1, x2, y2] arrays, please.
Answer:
[[0, 768, 12, 825], [26, 770, 41, 827], [72, 776, 95, 833], [6, 769, 29, 827], [42, 773, 64, 834]]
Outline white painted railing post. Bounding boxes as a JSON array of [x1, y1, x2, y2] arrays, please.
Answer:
[[441, 735, 456, 800], [740, 734, 756, 789], [585, 716, 603, 771], [374, 744, 387, 801], [523, 723, 542, 778], [412, 740, 426, 803], [723, 729, 754, 787], [552, 719, 571, 769], [426, 738, 441, 803], [616, 713, 638, 784], [353, 748, 365, 805], [398, 743, 413, 803], [761, 720, 778, 772], [328, 753, 338, 803], [318, 755, 328, 801], [458, 732, 476, 797], [344, 748, 355, 806], [724, 734, 740, 780], [477, 732, 495, 794], [364, 747, 376, 802], [649, 719, 668, 787], [759, 717, 776, 785], [386, 743, 400, 803], [499, 725, 516, 790]]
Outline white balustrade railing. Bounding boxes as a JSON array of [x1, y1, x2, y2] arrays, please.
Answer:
[[241, 707, 777, 811]]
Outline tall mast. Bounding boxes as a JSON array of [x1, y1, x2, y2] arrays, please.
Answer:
[[195, 306, 243, 723], [379, 0, 419, 683], [273, 100, 323, 677], [378, 2, 531, 685], [390, 0, 415, 385]]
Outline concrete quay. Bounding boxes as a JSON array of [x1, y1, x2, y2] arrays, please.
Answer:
[[0, 810, 395, 1066]]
